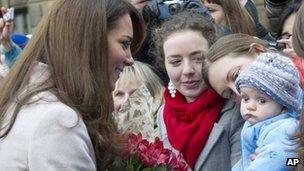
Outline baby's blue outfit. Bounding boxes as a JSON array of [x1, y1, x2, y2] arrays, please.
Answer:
[[232, 113, 299, 171]]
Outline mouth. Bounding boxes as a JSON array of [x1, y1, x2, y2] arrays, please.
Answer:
[[243, 113, 255, 120], [181, 80, 200, 89]]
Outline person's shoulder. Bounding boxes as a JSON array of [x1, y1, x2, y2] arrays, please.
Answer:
[[218, 100, 243, 125], [266, 117, 299, 135], [217, 100, 244, 136], [258, 117, 299, 145], [21, 92, 96, 171], [21, 91, 81, 129]]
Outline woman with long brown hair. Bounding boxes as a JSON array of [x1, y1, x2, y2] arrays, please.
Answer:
[[0, 0, 145, 170], [293, 1, 304, 58], [292, 2, 304, 170]]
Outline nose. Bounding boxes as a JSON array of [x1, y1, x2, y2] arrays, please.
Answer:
[[246, 100, 257, 111], [182, 60, 195, 76], [124, 50, 134, 66], [122, 93, 130, 104]]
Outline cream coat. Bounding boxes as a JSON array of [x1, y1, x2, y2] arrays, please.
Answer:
[[0, 63, 96, 171]]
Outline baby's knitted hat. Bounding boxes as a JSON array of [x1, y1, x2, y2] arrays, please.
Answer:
[[235, 52, 303, 116]]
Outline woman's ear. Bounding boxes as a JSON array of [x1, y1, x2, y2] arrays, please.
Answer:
[[248, 43, 267, 57]]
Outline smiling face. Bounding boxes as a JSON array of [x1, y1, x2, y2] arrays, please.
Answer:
[[208, 53, 256, 99], [108, 14, 134, 90], [163, 30, 208, 102], [240, 87, 283, 124]]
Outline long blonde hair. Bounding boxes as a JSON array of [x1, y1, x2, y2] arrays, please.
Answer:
[[0, 0, 145, 169], [115, 61, 163, 100]]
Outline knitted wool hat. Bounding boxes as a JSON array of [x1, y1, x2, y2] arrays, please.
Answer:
[[235, 52, 303, 117]]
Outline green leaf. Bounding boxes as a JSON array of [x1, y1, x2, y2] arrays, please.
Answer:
[[155, 165, 169, 171], [135, 164, 143, 171], [130, 154, 140, 164], [142, 168, 153, 171], [126, 164, 134, 171], [109, 157, 126, 171]]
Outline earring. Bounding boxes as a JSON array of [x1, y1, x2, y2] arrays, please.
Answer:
[[168, 81, 176, 98]]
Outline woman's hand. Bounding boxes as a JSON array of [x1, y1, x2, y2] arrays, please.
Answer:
[[130, 0, 149, 11], [277, 36, 297, 58], [0, 7, 14, 52]]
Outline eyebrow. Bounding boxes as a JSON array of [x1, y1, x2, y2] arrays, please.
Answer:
[[129, 88, 137, 95], [168, 50, 206, 58], [240, 91, 247, 97], [256, 93, 270, 100], [167, 54, 181, 59], [205, 3, 219, 8], [226, 66, 241, 82], [281, 32, 292, 37], [189, 50, 206, 57]]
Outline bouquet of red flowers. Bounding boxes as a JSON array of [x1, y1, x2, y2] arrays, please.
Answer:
[[111, 133, 188, 171]]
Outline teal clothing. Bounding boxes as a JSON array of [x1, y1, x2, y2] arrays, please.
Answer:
[[2, 43, 22, 67]]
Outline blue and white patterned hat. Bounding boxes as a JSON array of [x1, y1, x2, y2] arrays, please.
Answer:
[[235, 52, 303, 117]]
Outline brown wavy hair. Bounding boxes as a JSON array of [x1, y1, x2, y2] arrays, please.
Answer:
[[204, 0, 256, 36], [293, 3, 304, 163], [0, 0, 145, 169], [153, 10, 218, 74]]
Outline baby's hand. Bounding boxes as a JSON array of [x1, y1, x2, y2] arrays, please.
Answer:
[[250, 148, 261, 161]]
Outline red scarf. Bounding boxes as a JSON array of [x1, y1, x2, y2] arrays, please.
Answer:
[[292, 56, 304, 88], [163, 87, 224, 168]]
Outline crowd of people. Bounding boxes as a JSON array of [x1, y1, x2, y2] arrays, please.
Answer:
[[0, 0, 304, 170]]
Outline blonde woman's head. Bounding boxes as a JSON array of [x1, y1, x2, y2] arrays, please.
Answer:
[[113, 61, 163, 112]]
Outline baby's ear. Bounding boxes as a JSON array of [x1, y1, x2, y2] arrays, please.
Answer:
[[248, 43, 267, 57]]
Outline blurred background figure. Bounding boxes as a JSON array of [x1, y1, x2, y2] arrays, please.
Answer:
[[202, 0, 261, 38], [113, 60, 164, 141], [291, 3, 304, 170], [0, 7, 31, 78], [292, 0, 304, 58], [242, 0, 275, 42], [264, 0, 302, 37], [277, 0, 302, 57]]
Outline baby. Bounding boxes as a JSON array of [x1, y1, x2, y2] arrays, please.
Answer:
[[232, 52, 303, 171]]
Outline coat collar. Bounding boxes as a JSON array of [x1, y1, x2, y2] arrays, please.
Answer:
[[194, 123, 224, 170], [28, 62, 49, 87]]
